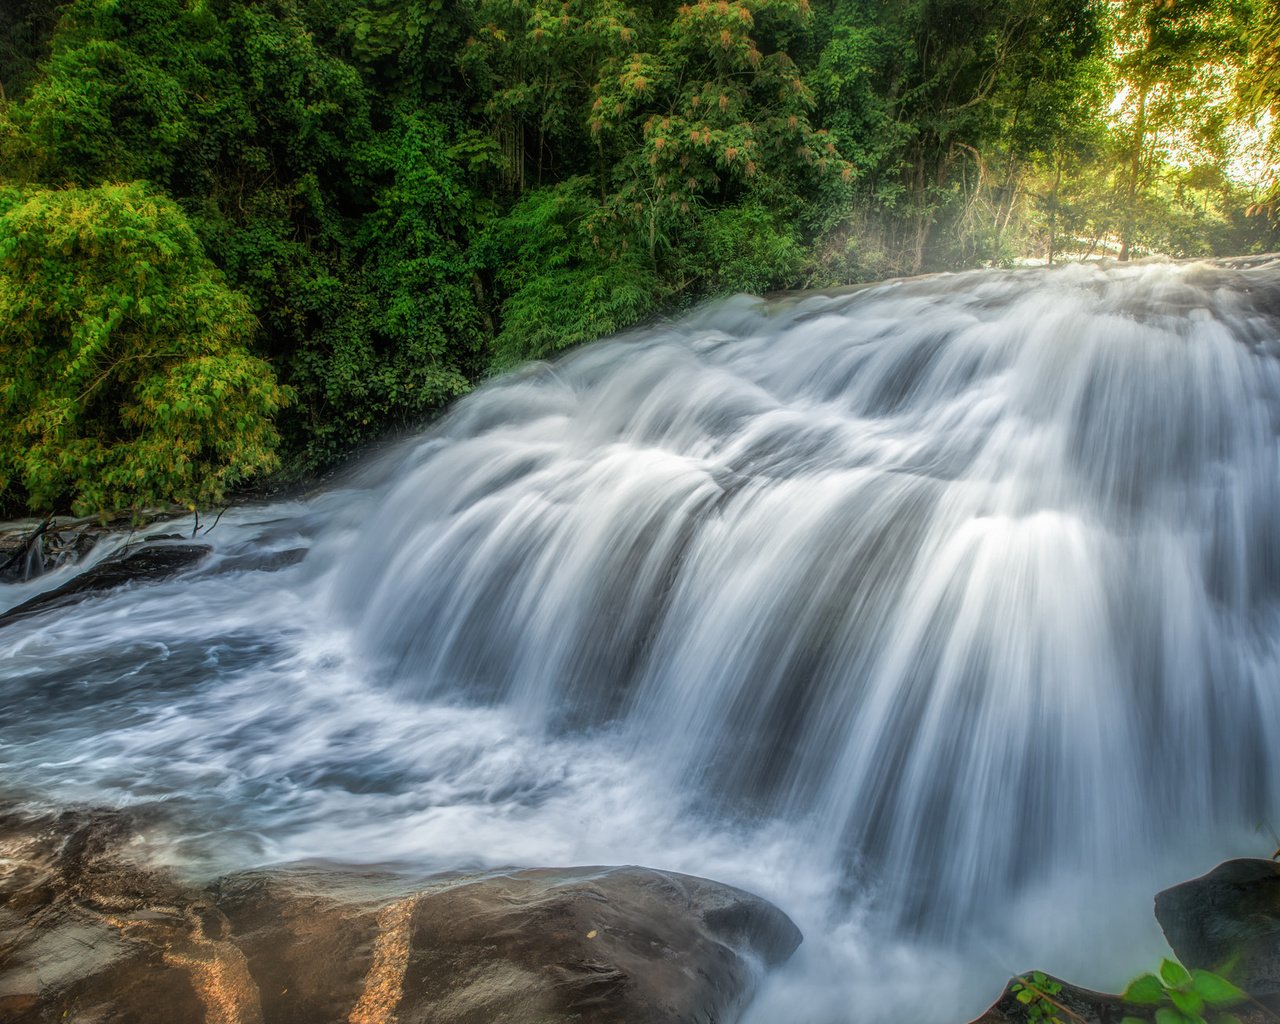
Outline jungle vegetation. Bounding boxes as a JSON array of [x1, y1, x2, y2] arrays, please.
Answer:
[[1, 0, 1278, 514]]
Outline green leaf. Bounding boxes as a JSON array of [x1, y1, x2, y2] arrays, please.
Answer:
[[1154, 1008, 1188, 1024], [1160, 959, 1192, 989], [1168, 988, 1203, 1017], [1189, 970, 1245, 1006], [1123, 973, 1167, 1005]]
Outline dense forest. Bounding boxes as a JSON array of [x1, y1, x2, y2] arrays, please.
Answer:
[[2, 0, 1279, 516]]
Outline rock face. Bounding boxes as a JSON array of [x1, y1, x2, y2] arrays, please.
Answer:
[[1155, 859, 1280, 998], [0, 809, 802, 1024], [0, 542, 211, 626]]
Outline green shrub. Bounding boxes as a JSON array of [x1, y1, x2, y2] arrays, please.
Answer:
[[0, 182, 290, 516]]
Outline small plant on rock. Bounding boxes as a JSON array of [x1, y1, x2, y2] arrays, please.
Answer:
[[1119, 958, 1247, 1024], [1011, 971, 1066, 1023]]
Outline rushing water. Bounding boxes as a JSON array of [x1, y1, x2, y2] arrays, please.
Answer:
[[4, 258, 1280, 1021]]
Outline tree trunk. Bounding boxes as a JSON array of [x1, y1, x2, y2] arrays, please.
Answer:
[[1119, 84, 1148, 262], [1047, 164, 1062, 266]]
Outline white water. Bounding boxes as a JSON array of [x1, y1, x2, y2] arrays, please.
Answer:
[[4, 259, 1280, 1021]]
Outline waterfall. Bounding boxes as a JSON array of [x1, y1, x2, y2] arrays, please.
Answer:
[[3, 258, 1280, 1020]]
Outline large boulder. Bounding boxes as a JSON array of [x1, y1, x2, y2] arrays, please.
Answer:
[[1155, 859, 1280, 998], [0, 809, 801, 1023]]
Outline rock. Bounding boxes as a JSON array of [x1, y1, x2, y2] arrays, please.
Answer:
[[0, 542, 211, 626], [206, 546, 307, 575], [1155, 858, 1280, 997], [0, 808, 214, 1024], [965, 972, 1270, 1024], [969, 856, 1280, 1024], [0, 509, 195, 584], [0, 519, 53, 582], [0, 809, 802, 1023], [967, 973, 1143, 1024]]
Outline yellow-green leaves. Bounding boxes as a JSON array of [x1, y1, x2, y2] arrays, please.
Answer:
[[0, 182, 290, 516]]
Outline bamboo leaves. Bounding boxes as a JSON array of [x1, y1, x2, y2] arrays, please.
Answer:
[[0, 183, 290, 516]]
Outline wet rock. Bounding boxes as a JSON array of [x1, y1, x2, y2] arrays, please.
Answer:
[[967, 973, 1134, 1024], [1155, 859, 1280, 997], [0, 808, 215, 1024], [0, 519, 54, 582], [964, 972, 1269, 1024], [0, 809, 802, 1024], [0, 542, 211, 626], [0, 509, 195, 584], [967, 856, 1280, 1024], [204, 546, 307, 575]]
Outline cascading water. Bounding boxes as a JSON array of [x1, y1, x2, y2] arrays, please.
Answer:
[[3, 258, 1280, 1021]]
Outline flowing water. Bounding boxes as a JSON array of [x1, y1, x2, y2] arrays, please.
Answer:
[[4, 258, 1280, 1021]]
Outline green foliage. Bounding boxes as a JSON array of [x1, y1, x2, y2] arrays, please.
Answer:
[[0, 0, 1275, 495], [1110, 0, 1256, 258], [591, 0, 851, 202], [0, 183, 290, 516], [460, 0, 640, 191], [293, 108, 483, 462], [305, 0, 467, 102], [1011, 971, 1065, 1024], [0, 0, 66, 102], [4, 0, 488, 464], [677, 201, 805, 295], [482, 180, 661, 368], [1119, 959, 1248, 1024]]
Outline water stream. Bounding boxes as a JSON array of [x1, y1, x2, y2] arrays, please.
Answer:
[[4, 258, 1280, 1021]]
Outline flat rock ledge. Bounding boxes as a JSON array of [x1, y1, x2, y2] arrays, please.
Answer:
[[0, 808, 802, 1024], [0, 541, 212, 627], [0, 509, 194, 584]]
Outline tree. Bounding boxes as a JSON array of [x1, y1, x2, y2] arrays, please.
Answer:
[[459, 0, 640, 193], [0, 183, 290, 516], [5, 0, 491, 462], [590, 0, 848, 262], [466, 0, 845, 363], [1237, 0, 1280, 223], [0, 0, 67, 102], [477, 177, 662, 367], [805, 0, 1109, 273], [292, 108, 486, 459], [1111, 0, 1252, 260]]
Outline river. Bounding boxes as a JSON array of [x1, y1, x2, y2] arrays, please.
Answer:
[[3, 258, 1279, 1021]]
